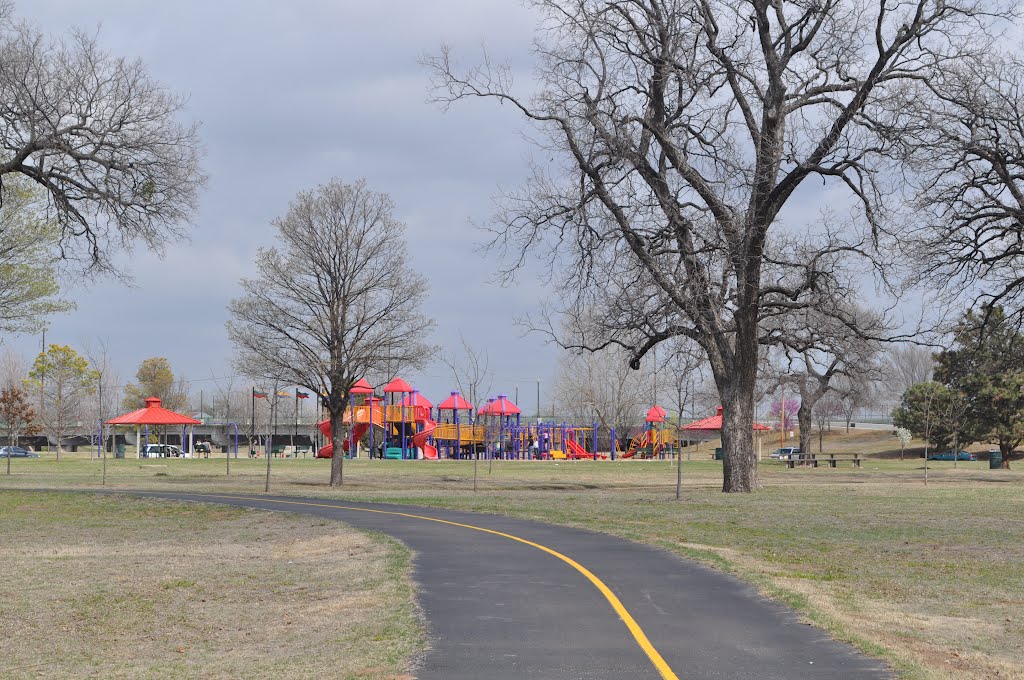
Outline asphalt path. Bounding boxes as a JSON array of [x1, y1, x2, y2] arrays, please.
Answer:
[[128, 491, 890, 680]]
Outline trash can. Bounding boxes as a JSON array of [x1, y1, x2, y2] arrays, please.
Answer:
[[989, 450, 1003, 469], [115, 443, 126, 459], [714, 447, 723, 460]]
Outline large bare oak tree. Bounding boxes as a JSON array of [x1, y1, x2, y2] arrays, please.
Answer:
[[228, 179, 435, 486], [427, 0, 1011, 491], [0, 1, 204, 272]]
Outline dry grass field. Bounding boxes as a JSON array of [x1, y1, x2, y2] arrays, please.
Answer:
[[2, 427, 1022, 679], [0, 491, 422, 680]]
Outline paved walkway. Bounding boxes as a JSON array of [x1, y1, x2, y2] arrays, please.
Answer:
[[131, 492, 890, 680]]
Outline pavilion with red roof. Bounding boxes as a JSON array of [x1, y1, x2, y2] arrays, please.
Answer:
[[680, 406, 771, 442], [107, 397, 202, 458]]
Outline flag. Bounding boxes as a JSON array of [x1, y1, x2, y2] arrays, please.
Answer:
[[253, 390, 268, 399], [276, 391, 291, 398], [296, 391, 309, 399]]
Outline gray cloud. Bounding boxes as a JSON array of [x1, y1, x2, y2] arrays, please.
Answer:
[[7, 0, 561, 410]]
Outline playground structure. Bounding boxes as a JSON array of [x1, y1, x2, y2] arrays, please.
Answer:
[[315, 377, 615, 460], [621, 406, 677, 459], [314, 378, 767, 461]]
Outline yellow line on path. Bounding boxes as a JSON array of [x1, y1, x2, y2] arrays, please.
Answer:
[[174, 493, 680, 680]]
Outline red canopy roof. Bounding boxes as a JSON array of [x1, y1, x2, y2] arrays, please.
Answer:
[[478, 395, 521, 416], [681, 406, 771, 432], [399, 392, 434, 409], [383, 377, 413, 393], [106, 397, 201, 426], [438, 392, 474, 411], [645, 405, 668, 423], [349, 378, 373, 395]]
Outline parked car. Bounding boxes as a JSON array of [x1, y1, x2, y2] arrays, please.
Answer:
[[0, 446, 39, 458], [927, 449, 977, 461], [140, 444, 188, 458], [770, 446, 802, 460]]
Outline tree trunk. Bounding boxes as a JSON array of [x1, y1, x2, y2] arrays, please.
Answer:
[[719, 356, 758, 493], [797, 402, 814, 456], [328, 394, 349, 486]]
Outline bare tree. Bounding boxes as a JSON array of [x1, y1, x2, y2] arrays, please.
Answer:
[[883, 345, 935, 400], [812, 398, 843, 453], [439, 333, 492, 412], [84, 339, 121, 461], [663, 339, 706, 424], [765, 303, 885, 457], [228, 179, 435, 486], [0, 3, 204, 272], [908, 54, 1024, 319], [211, 377, 251, 425], [0, 348, 26, 390], [553, 344, 653, 439], [426, 1, 1007, 491], [835, 375, 873, 433]]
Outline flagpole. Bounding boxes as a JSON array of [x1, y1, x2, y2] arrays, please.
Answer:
[[250, 387, 255, 456]]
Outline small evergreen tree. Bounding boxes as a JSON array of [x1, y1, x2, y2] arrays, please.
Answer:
[[935, 306, 1024, 468]]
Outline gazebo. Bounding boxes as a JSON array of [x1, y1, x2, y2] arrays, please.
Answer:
[[106, 397, 202, 458]]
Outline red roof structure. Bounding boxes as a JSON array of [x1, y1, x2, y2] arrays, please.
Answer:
[[383, 377, 413, 393], [438, 392, 474, 411], [399, 392, 434, 409], [350, 378, 373, 395], [645, 405, 668, 423], [106, 397, 201, 426], [478, 395, 521, 416], [681, 406, 771, 433]]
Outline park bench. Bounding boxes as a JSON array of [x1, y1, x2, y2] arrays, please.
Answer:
[[784, 453, 863, 469]]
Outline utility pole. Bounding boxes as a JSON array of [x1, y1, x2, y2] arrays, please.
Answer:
[[250, 387, 256, 456], [39, 329, 45, 454], [536, 379, 540, 421]]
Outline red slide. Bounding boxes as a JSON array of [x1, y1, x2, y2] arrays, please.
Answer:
[[412, 410, 438, 459], [341, 423, 370, 452], [621, 431, 650, 459], [565, 438, 595, 459]]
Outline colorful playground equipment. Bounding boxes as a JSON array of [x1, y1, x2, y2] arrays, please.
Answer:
[[315, 376, 616, 461], [316, 377, 439, 460], [317, 378, 779, 462], [622, 405, 675, 458]]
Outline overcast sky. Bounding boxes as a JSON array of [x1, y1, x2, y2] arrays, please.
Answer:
[[9, 0, 566, 411]]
